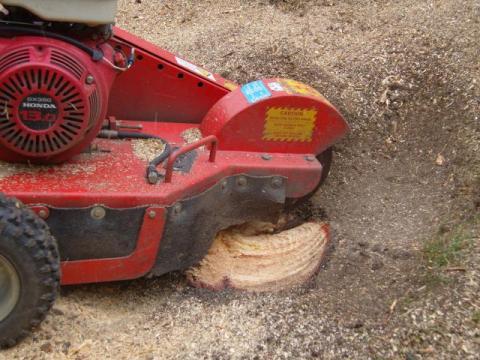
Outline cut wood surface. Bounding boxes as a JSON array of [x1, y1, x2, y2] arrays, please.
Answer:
[[187, 221, 330, 292]]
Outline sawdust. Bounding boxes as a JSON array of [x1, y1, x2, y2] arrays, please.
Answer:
[[0, 162, 17, 180], [187, 221, 329, 292], [131, 129, 202, 164], [131, 138, 166, 162], [0, 160, 97, 179], [181, 127, 203, 144]]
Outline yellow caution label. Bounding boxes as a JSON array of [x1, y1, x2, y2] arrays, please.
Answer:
[[263, 107, 317, 142], [280, 79, 325, 100], [223, 80, 239, 91]]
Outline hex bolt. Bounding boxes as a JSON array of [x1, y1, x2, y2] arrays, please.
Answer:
[[86, 75, 95, 84], [271, 177, 284, 189], [261, 154, 272, 161], [147, 171, 160, 185], [38, 209, 48, 219], [236, 176, 247, 187], [173, 203, 182, 215], [148, 210, 156, 219], [91, 206, 106, 220], [305, 155, 316, 162], [221, 180, 228, 192]]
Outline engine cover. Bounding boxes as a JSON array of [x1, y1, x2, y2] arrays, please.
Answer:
[[0, 37, 117, 163]]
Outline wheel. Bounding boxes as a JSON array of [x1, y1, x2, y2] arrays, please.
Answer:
[[0, 194, 60, 348], [285, 147, 333, 209]]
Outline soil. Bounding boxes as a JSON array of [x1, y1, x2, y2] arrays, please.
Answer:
[[2, 0, 479, 359]]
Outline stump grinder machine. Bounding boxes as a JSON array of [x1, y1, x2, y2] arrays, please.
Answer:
[[0, 0, 348, 347]]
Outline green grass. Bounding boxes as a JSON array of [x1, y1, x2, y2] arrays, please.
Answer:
[[423, 216, 477, 268], [419, 214, 478, 289], [422, 271, 450, 289], [472, 311, 480, 325]]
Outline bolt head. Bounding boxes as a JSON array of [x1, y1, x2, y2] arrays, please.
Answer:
[[236, 176, 247, 187], [91, 206, 106, 220], [148, 171, 159, 184], [173, 203, 182, 215], [220, 180, 228, 192], [86, 75, 95, 84], [305, 155, 316, 162], [38, 209, 48, 219], [148, 210, 156, 219], [261, 154, 272, 161], [271, 177, 284, 189]]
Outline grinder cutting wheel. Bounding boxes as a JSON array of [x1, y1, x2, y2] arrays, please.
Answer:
[[0, 0, 348, 347]]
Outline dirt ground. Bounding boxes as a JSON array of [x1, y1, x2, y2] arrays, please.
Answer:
[[2, 0, 479, 359]]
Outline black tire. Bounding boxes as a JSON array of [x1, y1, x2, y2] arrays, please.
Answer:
[[285, 148, 333, 209], [0, 194, 60, 348]]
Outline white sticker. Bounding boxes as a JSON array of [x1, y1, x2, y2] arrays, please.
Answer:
[[175, 57, 216, 81], [267, 82, 285, 92]]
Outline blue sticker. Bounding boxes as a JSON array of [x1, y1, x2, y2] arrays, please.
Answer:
[[241, 81, 271, 103]]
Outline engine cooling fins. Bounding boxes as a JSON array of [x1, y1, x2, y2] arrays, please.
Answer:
[[0, 37, 117, 163], [0, 66, 89, 156]]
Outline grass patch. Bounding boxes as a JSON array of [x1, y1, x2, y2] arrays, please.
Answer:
[[420, 215, 478, 289], [423, 216, 478, 268], [472, 311, 480, 325], [422, 271, 450, 289]]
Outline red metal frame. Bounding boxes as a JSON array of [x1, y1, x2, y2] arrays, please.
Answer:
[[165, 135, 217, 183], [0, 124, 323, 208]]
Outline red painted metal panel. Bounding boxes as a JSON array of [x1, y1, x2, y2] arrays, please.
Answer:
[[60, 206, 165, 285], [201, 78, 349, 156], [106, 27, 231, 123]]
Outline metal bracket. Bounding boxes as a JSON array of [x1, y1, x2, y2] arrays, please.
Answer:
[[165, 135, 217, 183]]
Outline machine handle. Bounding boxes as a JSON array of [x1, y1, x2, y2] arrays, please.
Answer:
[[164, 135, 218, 183]]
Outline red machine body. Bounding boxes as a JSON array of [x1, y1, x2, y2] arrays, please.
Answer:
[[0, 37, 117, 163], [0, 4, 353, 347], [201, 78, 348, 155], [0, 27, 349, 285]]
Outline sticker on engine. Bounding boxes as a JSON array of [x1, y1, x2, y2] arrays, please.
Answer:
[[175, 56, 216, 81], [241, 81, 271, 103], [19, 94, 58, 131], [263, 107, 317, 142], [280, 79, 324, 100]]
